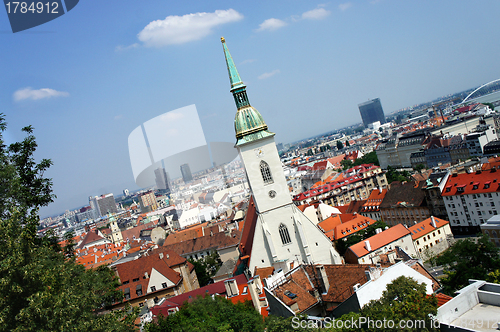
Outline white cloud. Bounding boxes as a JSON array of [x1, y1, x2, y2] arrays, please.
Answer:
[[13, 87, 69, 101], [302, 7, 331, 20], [256, 18, 287, 32], [339, 3, 352, 11], [137, 9, 243, 47], [258, 69, 280, 80], [160, 111, 184, 121], [115, 43, 139, 52], [240, 59, 256, 65]]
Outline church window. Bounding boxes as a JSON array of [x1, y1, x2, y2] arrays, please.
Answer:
[[260, 161, 273, 184], [279, 223, 292, 245]]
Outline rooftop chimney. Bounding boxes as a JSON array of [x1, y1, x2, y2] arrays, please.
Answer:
[[364, 240, 372, 252], [159, 252, 164, 260], [431, 216, 437, 228]]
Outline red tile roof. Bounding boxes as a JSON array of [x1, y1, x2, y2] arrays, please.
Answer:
[[408, 217, 449, 240], [77, 230, 107, 249], [347, 224, 410, 259], [442, 169, 500, 196], [334, 215, 377, 241], [115, 249, 186, 302]]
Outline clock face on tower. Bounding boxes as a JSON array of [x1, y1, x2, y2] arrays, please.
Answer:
[[254, 148, 264, 157]]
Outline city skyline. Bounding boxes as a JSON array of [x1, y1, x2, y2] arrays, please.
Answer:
[[2, 1, 500, 217]]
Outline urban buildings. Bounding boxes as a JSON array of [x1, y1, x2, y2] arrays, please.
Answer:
[[442, 168, 500, 234], [154, 167, 170, 194], [89, 193, 117, 218], [180, 163, 193, 184], [358, 98, 386, 128], [138, 191, 157, 213]]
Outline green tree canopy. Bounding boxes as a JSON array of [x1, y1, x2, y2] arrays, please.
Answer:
[[188, 251, 222, 286], [360, 276, 438, 332], [336, 141, 343, 150], [326, 277, 437, 331], [352, 151, 380, 167], [385, 166, 411, 184], [144, 295, 265, 332], [436, 234, 500, 295], [0, 114, 136, 332]]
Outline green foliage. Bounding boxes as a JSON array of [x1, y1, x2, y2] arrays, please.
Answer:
[[340, 159, 353, 170], [414, 163, 426, 172], [353, 151, 379, 167], [188, 251, 222, 286], [385, 166, 411, 184], [0, 114, 136, 331], [345, 141, 350, 147], [306, 149, 314, 156], [336, 141, 343, 150], [436, 234, 500, 295], [144, 295, 265, 332], [360, 276, 438, 332]]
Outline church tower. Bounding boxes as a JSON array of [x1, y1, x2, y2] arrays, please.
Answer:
[[221, 38, 341, 274]]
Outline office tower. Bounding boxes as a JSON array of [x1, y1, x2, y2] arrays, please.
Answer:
[[358, 98, 386, 128], [154, 167, 170, 194], [180, 163, 193, 183], [89, 193, 117, 218]]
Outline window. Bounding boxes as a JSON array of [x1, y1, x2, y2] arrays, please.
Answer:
[[124, 288, 130, 300], [136, 285, 142, 297], [150, 286, 156, 292], [133, 278, 139, 282], [162, 282, 168, 289], [260, 161, 273, 184], [491, 202, 495, 206], [279, 223, 292, 245]]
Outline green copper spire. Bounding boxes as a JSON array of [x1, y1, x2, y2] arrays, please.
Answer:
[[221, 37, 245, 92], [221, 37, 274, 146]]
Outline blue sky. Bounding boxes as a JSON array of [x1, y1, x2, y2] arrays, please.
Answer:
[[1, 0, 500, 217]]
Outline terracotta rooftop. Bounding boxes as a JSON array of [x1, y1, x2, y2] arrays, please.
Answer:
[[347, 224, 411, 258], [77, 230, 107, 249], [115, 248, 185, 302], [408, 216, 449, 240], [163, 229, 240, 257], [442, 169, 500, 196], [333, 215, 377, 241]]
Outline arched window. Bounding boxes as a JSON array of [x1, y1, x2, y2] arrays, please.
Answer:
[[260, 161, 273, 184], [279, 223, 291, 245]]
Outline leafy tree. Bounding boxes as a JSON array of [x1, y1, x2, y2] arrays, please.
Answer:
[[266, 314, 321, 332], [0, 114, 136, 332], [144, 295, 265, 332], [345, 141, 350, 147], [340, 159, 353, 170], [414, 163, 426, 172], [353, 151, 379, 167], [306, 149, 314, 156], [188, 251, 222, 286], [359, 276, 438, 332], [336, 141, 343, 150], [436, 234, 500, 295], [385, 166, 411, 184]]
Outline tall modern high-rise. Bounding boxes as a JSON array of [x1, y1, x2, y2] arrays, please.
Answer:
[[154, 167, 170, 194], [89, 193, 117, 218], [180, 163, 193, 183], [358, 98, 386, 127]]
